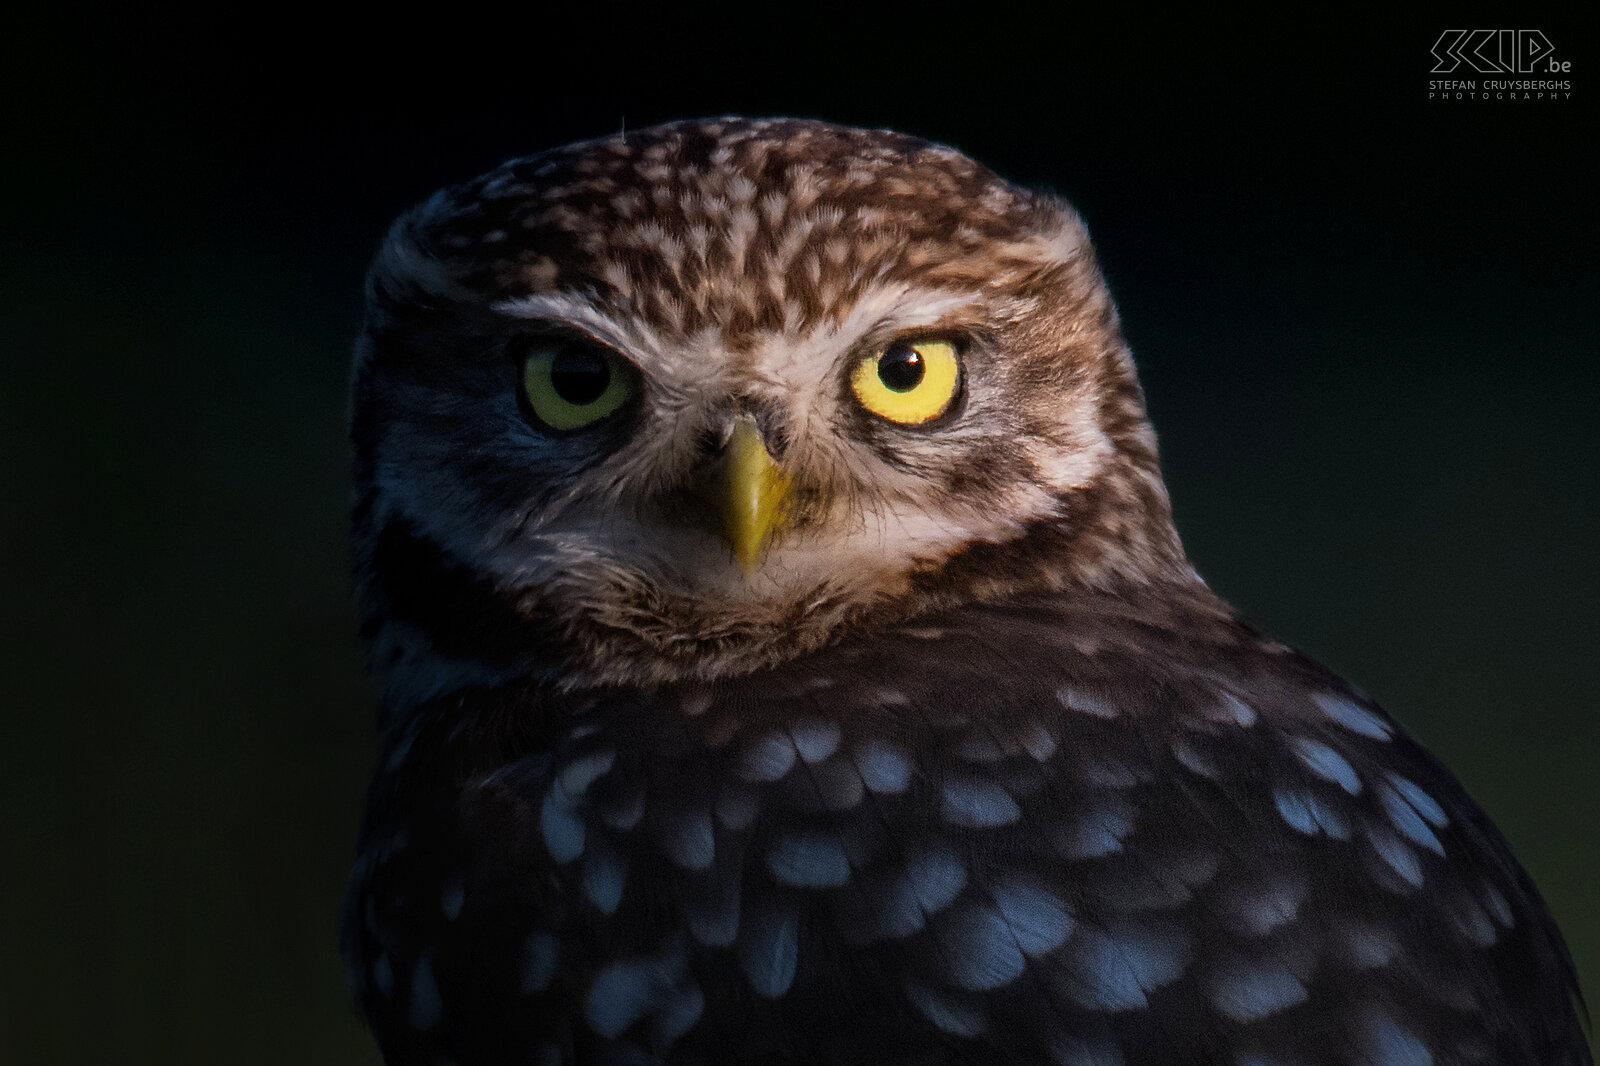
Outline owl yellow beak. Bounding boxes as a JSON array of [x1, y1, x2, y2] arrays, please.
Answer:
[[716, 418, 792, 577]]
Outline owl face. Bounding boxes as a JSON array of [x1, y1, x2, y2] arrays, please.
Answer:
[[353, 119, 1187, 692]]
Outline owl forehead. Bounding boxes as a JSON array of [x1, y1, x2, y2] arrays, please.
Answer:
[[415, 118, 1075, 344]]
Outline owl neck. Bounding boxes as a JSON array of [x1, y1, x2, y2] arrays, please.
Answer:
[[356, 472, 1201, 721]]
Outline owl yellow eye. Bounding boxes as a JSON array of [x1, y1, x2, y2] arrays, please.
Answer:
[[521, 344, 634, 431], [850, 339, 961, 425]]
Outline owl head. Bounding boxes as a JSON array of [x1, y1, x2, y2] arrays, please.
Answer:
[[351, 118, 1190, 707]]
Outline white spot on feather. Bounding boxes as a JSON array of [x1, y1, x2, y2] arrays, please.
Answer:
[[1367, 828, 1425, 889], [739, 730, 797, 782], [903, 980, 987, 1036], [715, 784, 761, 830], [1057, 686, 1118, 718], [766, 832, 851, 887], [851, 739, 915, 787], [409, 954, 442, 1030], [1358, 1009, 1433, 1066], [1385, 774, 1448, 827], [1206, 955, 1307, 1022], [740, 902, 800, 998], [583, 842, 629, 913], [559, 749, 616, 795], [1380, 781, 1445, 855], [655, 808, 715, 871], [1311, 692, 1392, 740], [991, 876, 1074, 955], [1059, 920, 1191, 1011], [440, 878, 464, 921], [1217, 692, 1257, 727], [789, 718, 841, 763], [935, 902, 1027, 989], [1290, 737, 1361, 795], [1337, 921, 1399, 969], [521, 932, 559, 993], [372, 954, 394, 998], [942, 777, 1021, 827], [540, 788, 585, 864], [650, 982, 705, 1047], [585, 957, 669, 1038]]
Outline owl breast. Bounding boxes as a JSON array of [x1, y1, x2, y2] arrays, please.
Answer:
[[345, 587, 1584, 1066]]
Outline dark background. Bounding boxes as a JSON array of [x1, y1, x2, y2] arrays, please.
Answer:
[[4, 14, 1594, 1063]]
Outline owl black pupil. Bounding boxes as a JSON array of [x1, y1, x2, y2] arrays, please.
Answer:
[[549, 350, 611, 405], [879, 345, 925, 392]]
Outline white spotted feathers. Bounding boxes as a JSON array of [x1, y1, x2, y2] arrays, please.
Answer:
[[346, 589, 1581, 1064]]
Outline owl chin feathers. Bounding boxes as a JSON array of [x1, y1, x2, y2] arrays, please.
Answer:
[[524, 529, 1190, 693], [362, 471, 1190, 704]]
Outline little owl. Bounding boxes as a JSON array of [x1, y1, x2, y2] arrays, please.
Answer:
[[342, 118, 1590, 1065]]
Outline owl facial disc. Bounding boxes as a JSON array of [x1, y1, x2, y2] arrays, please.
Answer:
[[352, 117, 1194, 686]]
